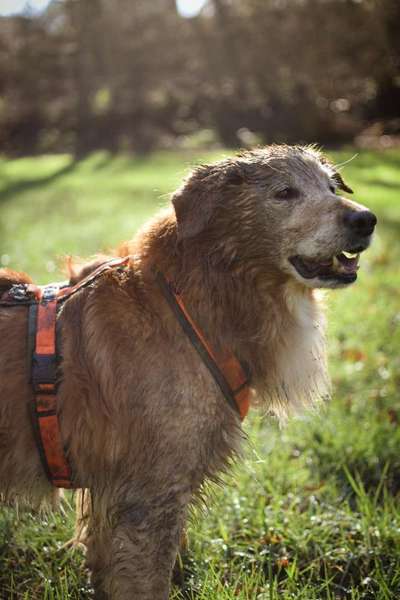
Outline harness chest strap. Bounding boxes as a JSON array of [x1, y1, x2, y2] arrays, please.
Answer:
[[30, 293, 73, 488], [154, 270, 251, 420]]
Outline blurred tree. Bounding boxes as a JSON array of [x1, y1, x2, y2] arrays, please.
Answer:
[[0, 0, 398, 156], [370, 0, 400, 120], [66, 0, 103, 158]]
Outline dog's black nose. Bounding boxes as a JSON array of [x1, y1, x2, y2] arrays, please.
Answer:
[[344, 210, 377, 236]]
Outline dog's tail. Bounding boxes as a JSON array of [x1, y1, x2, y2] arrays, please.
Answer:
[[0, 268, 33, 297]]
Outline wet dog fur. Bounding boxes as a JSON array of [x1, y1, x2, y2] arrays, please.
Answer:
[[0, 145, 376, 599]]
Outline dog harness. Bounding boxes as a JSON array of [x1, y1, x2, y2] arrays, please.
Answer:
[[0, 257, 130, 488], [0, 259, 250, 488]]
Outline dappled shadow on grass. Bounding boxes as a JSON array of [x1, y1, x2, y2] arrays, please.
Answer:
[[172, 552, 199, 599], [172, 528, 395, 600], [378, 215, 400, 236], [366, 178, 400, 190], [369, 150, 400, 169], [0, 506, 93, 599], [91, 152, 114, 171], [0, 160, 78, 205]]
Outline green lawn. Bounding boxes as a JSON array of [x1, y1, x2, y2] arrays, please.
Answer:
[[0, 148, 400, 599]]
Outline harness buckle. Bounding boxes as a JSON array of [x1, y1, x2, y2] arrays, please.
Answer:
[[32, 353, 57, 390], [8, 283, 30, 301], [41, 285, 59, 302]]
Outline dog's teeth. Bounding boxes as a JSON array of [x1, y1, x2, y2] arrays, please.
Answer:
[[332, 256, 341, 268], [342, 251, 358, 259]]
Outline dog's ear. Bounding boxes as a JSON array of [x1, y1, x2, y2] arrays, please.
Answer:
[[172, 162, 245, 241], [318, 153, 354, 194], [331, 171, 353, 194]]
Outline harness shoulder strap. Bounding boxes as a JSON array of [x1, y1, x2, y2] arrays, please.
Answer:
[[154, 269, 251, 420], [57, 256, 131, 301]]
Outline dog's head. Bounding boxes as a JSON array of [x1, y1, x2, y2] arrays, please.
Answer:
[[172, 145, 376, 289]]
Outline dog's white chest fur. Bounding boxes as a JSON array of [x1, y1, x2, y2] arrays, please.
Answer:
[[265, 285, 329, 418]]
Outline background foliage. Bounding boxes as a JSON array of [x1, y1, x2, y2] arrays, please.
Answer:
[[0, 0, 399, 157]]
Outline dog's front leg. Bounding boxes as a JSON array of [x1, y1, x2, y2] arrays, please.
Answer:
[[86, 488, 189, 600]]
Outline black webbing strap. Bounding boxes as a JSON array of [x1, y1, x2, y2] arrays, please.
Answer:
[[154, 269, 242, 416], [27, 302, 55, 483]]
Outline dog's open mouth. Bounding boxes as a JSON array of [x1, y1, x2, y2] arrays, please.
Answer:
[[289, 251, 360, 283]]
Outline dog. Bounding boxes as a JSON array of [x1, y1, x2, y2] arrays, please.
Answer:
[[0, 145, 376, 599]]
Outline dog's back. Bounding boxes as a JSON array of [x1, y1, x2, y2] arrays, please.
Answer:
[[0, 268, 32, 295]]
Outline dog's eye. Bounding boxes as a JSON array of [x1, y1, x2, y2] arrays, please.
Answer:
[[274, 187, 300, 200]]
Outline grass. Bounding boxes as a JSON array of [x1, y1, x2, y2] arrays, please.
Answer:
[[1, 147, 400, 599]]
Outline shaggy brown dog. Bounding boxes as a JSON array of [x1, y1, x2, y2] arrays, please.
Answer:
[[0, 146, 376, 599]]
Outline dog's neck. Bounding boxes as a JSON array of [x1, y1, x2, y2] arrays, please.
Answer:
[[137, 210, 330, 418]]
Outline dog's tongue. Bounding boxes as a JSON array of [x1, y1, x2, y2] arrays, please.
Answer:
[[295, 257, 333, 277]]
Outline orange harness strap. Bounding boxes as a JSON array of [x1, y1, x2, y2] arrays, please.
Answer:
[[27, 256, 130, 488], [30, 288, 73, 488], [154, 270, 251, 420]]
